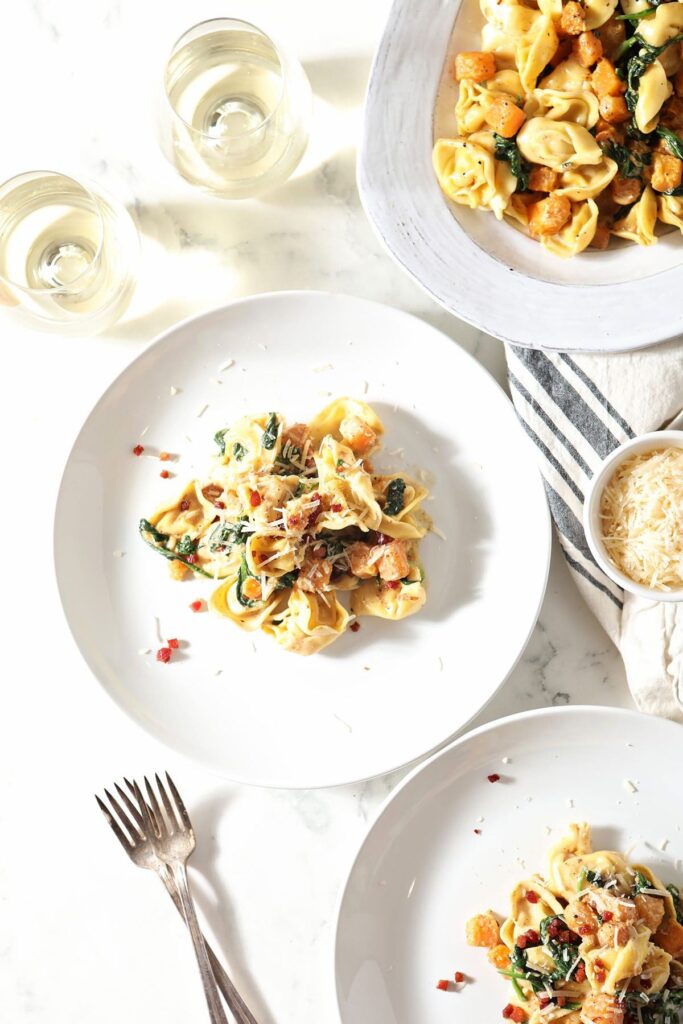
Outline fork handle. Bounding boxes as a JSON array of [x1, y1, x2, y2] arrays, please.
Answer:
[[158, 867, 259, 1024], [171, 862, 229, 1024]]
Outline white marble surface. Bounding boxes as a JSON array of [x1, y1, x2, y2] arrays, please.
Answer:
[[0, 2, 632, 1021]]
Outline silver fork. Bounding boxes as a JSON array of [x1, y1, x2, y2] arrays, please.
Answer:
[[96, 775, 258, 1024]]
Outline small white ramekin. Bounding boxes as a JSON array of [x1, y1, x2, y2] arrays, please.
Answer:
[[583, 430, 683, 602]]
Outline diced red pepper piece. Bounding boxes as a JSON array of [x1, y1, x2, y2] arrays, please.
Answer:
[[189, 600, 203, 612], [180, 499, 190, 512], [525, 891, 539, 904], [350, 621, 361, 632], [133, 444, 144, 456], [160, 470, 170, 479], [331, 503, 343, 512], [454, 971, 465, 983], [167, 638, 179, 649], [186, 554, 198, 565], [487, 773, 501, 783], [156, 647, 171, 663], [436, 979, 449, 992], [250, 491, 261, 507], [159, 451, 171, 461]]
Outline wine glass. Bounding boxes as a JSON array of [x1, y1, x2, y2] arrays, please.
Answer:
[[0, 170, 139, 335], [159, 18, 312, 198]]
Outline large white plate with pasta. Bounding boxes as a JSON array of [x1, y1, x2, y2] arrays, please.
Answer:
[[360, 0, 683, 352], [335, 705, 683, 1023], [54, 292, 550, 787]]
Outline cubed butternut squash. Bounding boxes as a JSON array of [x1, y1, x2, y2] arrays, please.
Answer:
[[528, 193, 572, 236], [454, 51, 497, 82], [484, 94, 526, 137]]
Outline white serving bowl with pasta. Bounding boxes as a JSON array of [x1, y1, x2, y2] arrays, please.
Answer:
[[583, 429, 683, 600], [360, 0, 683, 352]]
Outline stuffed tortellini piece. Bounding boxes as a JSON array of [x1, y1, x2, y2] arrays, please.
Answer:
[[140, 399, 432, 655], [433, 132, 517, 219]]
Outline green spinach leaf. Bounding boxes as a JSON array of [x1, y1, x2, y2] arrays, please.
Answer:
[[385, 478, 407, 517], [232, 441, 247, 461], [139, 519, 213, 577], [493, 133, 530, 192], [262, 413, 279, 450]]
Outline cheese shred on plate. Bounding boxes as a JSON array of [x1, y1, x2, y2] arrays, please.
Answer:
[[600, 447, 683, 591]]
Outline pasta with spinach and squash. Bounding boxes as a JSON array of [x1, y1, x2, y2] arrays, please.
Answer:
[[433, 0, 683, 256], [466, 823, 683, 1023], [139, 398, 429, 656]]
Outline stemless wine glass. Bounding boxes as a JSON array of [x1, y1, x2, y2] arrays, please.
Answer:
[[160, 18, 312, 198], [0, 171, 139, 336]]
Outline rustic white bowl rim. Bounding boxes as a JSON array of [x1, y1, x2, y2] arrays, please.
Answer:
[[583, 430, 683, 602], [359, 0, 683, 353]]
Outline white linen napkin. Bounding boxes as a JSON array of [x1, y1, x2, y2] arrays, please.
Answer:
[[505, 340, 683, 720]]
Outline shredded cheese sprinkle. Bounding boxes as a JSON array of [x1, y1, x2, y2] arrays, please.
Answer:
[[600, 447, 683, 590]]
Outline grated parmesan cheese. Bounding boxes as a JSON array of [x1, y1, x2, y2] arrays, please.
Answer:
[[600, 447, 683, 590]]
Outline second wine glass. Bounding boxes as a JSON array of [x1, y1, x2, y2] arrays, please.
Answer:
[[160, 18, 312, 199]]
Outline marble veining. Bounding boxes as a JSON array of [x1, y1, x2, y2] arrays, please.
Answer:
[[0, 2, 631, 1022]]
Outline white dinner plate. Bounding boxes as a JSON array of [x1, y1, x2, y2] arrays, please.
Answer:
[[359, 0, 683, 352], [54, 291, 550, 788], [335, 706, 683, 1023]]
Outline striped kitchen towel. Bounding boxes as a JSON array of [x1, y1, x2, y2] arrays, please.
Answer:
[[505, 340, 683, 720]]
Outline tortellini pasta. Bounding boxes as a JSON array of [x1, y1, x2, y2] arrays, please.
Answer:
[[515, 15, 558, 93], [466, 824, 683, 1022], [140, 399, 432, 656], [612, 185, 658, 245], [554, 157, 618, 200], [433, 133, 516, 219], [634, 60, 672, 134], [516, 118, 601, 170], [434, 0, 683, 254], [638, 3, 683, 48], [523, 88, 599, 129]]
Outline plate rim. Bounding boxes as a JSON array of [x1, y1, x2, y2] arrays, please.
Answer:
[[332, 703, 680, 1019], [359, 0, 682, 354], [53, 289, 551, 789]]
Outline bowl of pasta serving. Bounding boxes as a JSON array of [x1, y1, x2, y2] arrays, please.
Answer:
[[359, 0, 683, 351]]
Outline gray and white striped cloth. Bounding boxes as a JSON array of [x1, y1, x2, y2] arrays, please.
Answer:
[[505, 340, 683, 720]]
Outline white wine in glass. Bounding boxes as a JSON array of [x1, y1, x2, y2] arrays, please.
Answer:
[[0, 171, 138, 335], [161, 19, 312, 198]]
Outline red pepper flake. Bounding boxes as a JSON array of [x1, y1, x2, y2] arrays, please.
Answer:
[[250, 490, 262, 508], [436, 980, 449, 992], [133, 444, 144, 456], [594, 958, 606, 984], [159, 451, 171, 461], [186, 553, 198, 565], [487, 773, 501, 783], [473, 828, 482, 835], [350, 621, 361, 633], [167, 638, 180, 650], [601, 911, 614, 922], [189, 600, 204, 612], [180, 499, 190, 512], [525, 890, 539, 904], [307, 492, 322, 526], [330, 502, 343, 513], [385, 580, 401, 590], [454, 971, 465, 984], [156, 647, 171, 663], [574, 962, 586, 983], [160, 469, 170, 479]]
